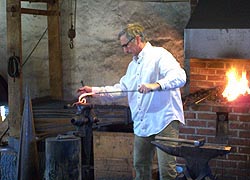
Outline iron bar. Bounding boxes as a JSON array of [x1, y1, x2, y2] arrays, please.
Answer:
[[0, 127, 9, 145], [155, 136, 205, 147], [94, 89, 163, 94], [95, 90, 138, 94]]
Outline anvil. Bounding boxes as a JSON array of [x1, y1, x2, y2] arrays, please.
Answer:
[[151, 140, 231, 180]]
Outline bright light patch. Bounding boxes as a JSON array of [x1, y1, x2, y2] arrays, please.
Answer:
[[0, 106, 6, 121], [222, 68, 250, 101]]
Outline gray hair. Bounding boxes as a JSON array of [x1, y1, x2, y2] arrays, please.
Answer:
[[118, 23, 146, 42]]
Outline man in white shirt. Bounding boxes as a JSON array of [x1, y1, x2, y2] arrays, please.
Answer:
[[78, 23, 186, 180]]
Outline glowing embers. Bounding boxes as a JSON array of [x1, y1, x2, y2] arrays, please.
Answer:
[[72, 92, 95, 106], [222, 68, 250, 101]]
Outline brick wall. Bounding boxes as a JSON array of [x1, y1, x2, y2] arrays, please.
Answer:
[[182, 58, 250, 179], [188, 59, 250, 93], [180, 103, 250, 180]]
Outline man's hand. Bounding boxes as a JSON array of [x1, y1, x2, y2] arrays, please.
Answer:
[[138, 83, 161, 94], [77, 86, 92, 94]]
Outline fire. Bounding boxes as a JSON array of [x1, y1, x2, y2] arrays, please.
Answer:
[[222, 68, 250, 101]]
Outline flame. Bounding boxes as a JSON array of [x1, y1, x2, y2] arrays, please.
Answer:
[[222, 68, 250, 101]]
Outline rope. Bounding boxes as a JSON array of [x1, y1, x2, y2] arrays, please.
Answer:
[[22, 27, 48, 67], [8, 55, 20, 79], [8, 0, 66, 77]]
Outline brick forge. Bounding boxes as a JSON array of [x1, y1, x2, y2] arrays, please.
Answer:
[[180, 58, 250, 180]]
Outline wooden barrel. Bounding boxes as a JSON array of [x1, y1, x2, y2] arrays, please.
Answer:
[[45, 136, 81, 180]]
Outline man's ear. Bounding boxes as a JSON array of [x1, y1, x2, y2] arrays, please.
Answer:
[[135, 35, 141, 44]]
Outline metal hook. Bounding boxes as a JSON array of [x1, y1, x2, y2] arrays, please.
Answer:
[[69, 40, 74, 49]]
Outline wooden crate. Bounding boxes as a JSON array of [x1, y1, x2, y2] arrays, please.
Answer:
[[93, 131, 159, 180], [93, 131, 134, 180]]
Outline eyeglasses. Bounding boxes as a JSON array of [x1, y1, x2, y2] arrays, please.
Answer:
[[121, 37, 134, 48]]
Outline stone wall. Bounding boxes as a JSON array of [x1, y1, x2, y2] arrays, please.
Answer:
[[0, 0, 190, 101]]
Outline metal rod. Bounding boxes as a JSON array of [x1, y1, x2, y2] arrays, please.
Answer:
[[94, 89, 162, 94], [195, 94, 211, 104], [155, 136, 205, 147], [95, 90, 139, 94], [0, 127, 9, 144]]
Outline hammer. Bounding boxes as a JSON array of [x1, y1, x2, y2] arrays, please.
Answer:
[[155, 136, 205, 147]]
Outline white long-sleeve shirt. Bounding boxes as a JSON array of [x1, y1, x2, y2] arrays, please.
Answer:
[[92, 42, 186, 137]]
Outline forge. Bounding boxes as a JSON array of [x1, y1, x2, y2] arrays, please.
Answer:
[[181, 0, 250, 179]]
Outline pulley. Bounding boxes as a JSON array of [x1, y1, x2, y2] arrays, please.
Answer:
[[68, 0, 77, 49], [68, 25, 76, 49]]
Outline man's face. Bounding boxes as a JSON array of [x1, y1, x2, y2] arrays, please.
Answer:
[[120, 34, 138, 56]]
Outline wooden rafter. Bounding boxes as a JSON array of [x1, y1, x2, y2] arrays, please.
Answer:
[[126, 0, 189, 2], [21, 8, 59, 16], [21, 0, 55, 3]]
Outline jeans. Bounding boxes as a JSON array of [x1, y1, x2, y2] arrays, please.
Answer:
[[133, 120, 179, 180]]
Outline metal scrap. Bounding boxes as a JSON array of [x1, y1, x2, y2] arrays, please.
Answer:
[[182, 86, 225, 106]]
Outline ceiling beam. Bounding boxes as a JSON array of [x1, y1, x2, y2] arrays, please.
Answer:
[[21, 8, 59, 16], [126, 0, 189, 2], [21, 0, 55, 3]]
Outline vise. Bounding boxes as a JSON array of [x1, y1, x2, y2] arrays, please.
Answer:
[[70, 103, 131, 179], [152, 137, 231, 180], [70, 103, 98, 180]]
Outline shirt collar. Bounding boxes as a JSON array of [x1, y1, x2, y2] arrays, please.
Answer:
[[133, 42, 152, 63]]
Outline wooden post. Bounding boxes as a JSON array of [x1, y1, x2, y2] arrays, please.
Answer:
[[47, 0, 63, 99], [6, 0, 63, 137], [7, 0, 22, 137]]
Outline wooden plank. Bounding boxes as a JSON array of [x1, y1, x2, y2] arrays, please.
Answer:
[[34, 117, 75, 138], [93, 131, 159, 179], [125, 0, 189, 2], [21, 8, 59, 16], [34, 117, 73, 121], [7, 0, 22, 137], [21, 0, 54, 2], [94, 170, 133, 180], [94, 158, 132, 171], [47, 0, 63, 99], [93, 131, 134, 159], [93, 131, 134, 180]]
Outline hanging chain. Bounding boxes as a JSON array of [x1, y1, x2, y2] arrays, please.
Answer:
[[68, 0, 77, 49]]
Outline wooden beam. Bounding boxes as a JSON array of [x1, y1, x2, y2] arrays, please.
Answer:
[[47, 0, 63, 99], [21, 0, 55, 3], [7, 0, 22, 137], [21, 8, 59, 16], [134, 0, 189, 1]]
